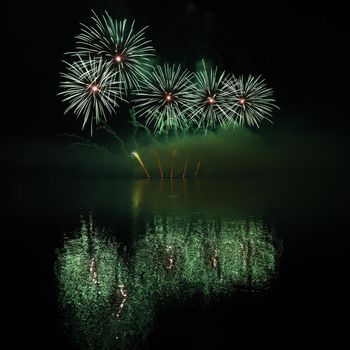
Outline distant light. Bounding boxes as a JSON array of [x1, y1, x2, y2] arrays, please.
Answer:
[[90, 84, 99, 93], [165, 92, 172, 102], [115, 54, 122, 63], [239, 97, 246, 105], [207, 96, 216, 104]]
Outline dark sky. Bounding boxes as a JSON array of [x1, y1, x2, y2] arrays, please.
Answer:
[[5, 0, 348, 146]]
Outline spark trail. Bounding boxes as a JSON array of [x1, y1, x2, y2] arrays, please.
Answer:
[[132, 151, 150, 178]]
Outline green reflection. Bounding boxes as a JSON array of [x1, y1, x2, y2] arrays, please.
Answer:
[[57, 215, 278, 349], [57, 217, 127, 348]]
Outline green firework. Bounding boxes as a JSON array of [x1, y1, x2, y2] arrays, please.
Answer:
[[59, 56, 124, 135], [132, 63, 195, 135], [190, 60, 233, 131], [74, 10, 155, 92], [225, 74, 279, 127]]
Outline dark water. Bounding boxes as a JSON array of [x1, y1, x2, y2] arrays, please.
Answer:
[[5, 176, 347, 348]]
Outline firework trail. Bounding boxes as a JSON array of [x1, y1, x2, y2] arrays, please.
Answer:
[[194, 160, 201, 177], [155, 151, 164, 178], [182, 158, 189, 178], [170, 149, 177, 178]]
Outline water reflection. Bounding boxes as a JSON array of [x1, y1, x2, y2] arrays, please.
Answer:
[[57, 214, 279, 349]]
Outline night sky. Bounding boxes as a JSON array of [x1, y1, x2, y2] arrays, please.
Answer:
[[6, 0, 348, 144], [4, 1, 349, 183]]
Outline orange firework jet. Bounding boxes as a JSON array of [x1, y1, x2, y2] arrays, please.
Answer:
[[182, 158, 189, 178], [194, 160, 201, 177], [170, 149, 177, 178], [155, 151, 163, 178]]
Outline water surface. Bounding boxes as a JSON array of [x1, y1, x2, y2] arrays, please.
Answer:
[[4, 176, 347, 349]]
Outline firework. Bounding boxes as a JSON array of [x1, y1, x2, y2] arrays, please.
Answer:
[[157, 158, 164, 178], [190, 60, 233, 131], [132, 151, 150, 178], [132, 63, 195, 135], [155, 151, 164, 178], [182, 158, 189, 178], [59, 56, 123, 135], [170, 149, 177, 178], [74, 10, 155, 92], [194, 160, 201, 177], [225, 74, 278, 127]]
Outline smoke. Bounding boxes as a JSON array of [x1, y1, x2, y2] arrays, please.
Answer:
[[131, 125, 349, 178], [2, 121, 348, 179], [132, 128, 264, 178]]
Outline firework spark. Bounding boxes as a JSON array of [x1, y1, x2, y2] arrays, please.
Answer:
[[132, 63, 195, 135], [73, 11, 155, 92], [59, 56, 124, 135], [190, 60, 232, 131], [225, 74, 278, 127]]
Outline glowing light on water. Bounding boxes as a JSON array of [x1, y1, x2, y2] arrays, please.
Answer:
[[89, 257, 99, 285], [212, 249, 219, 268], [57, 215, 279, 349], [117, 284, 127, 318]]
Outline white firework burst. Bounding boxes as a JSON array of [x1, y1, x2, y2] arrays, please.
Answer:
[[190, 60, 233, 131], [132, 63, 195, 135], [225, 74, 278, 127], [73, 10, 155, 92], [59, 56, 124, 135]]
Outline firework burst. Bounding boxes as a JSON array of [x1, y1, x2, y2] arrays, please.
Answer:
[[59, 56, 124, 135], [225, 75, 278, 127], [132, 63, 194, 135], [190, 60, 233, 131], [74, 10, 155, 92]]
